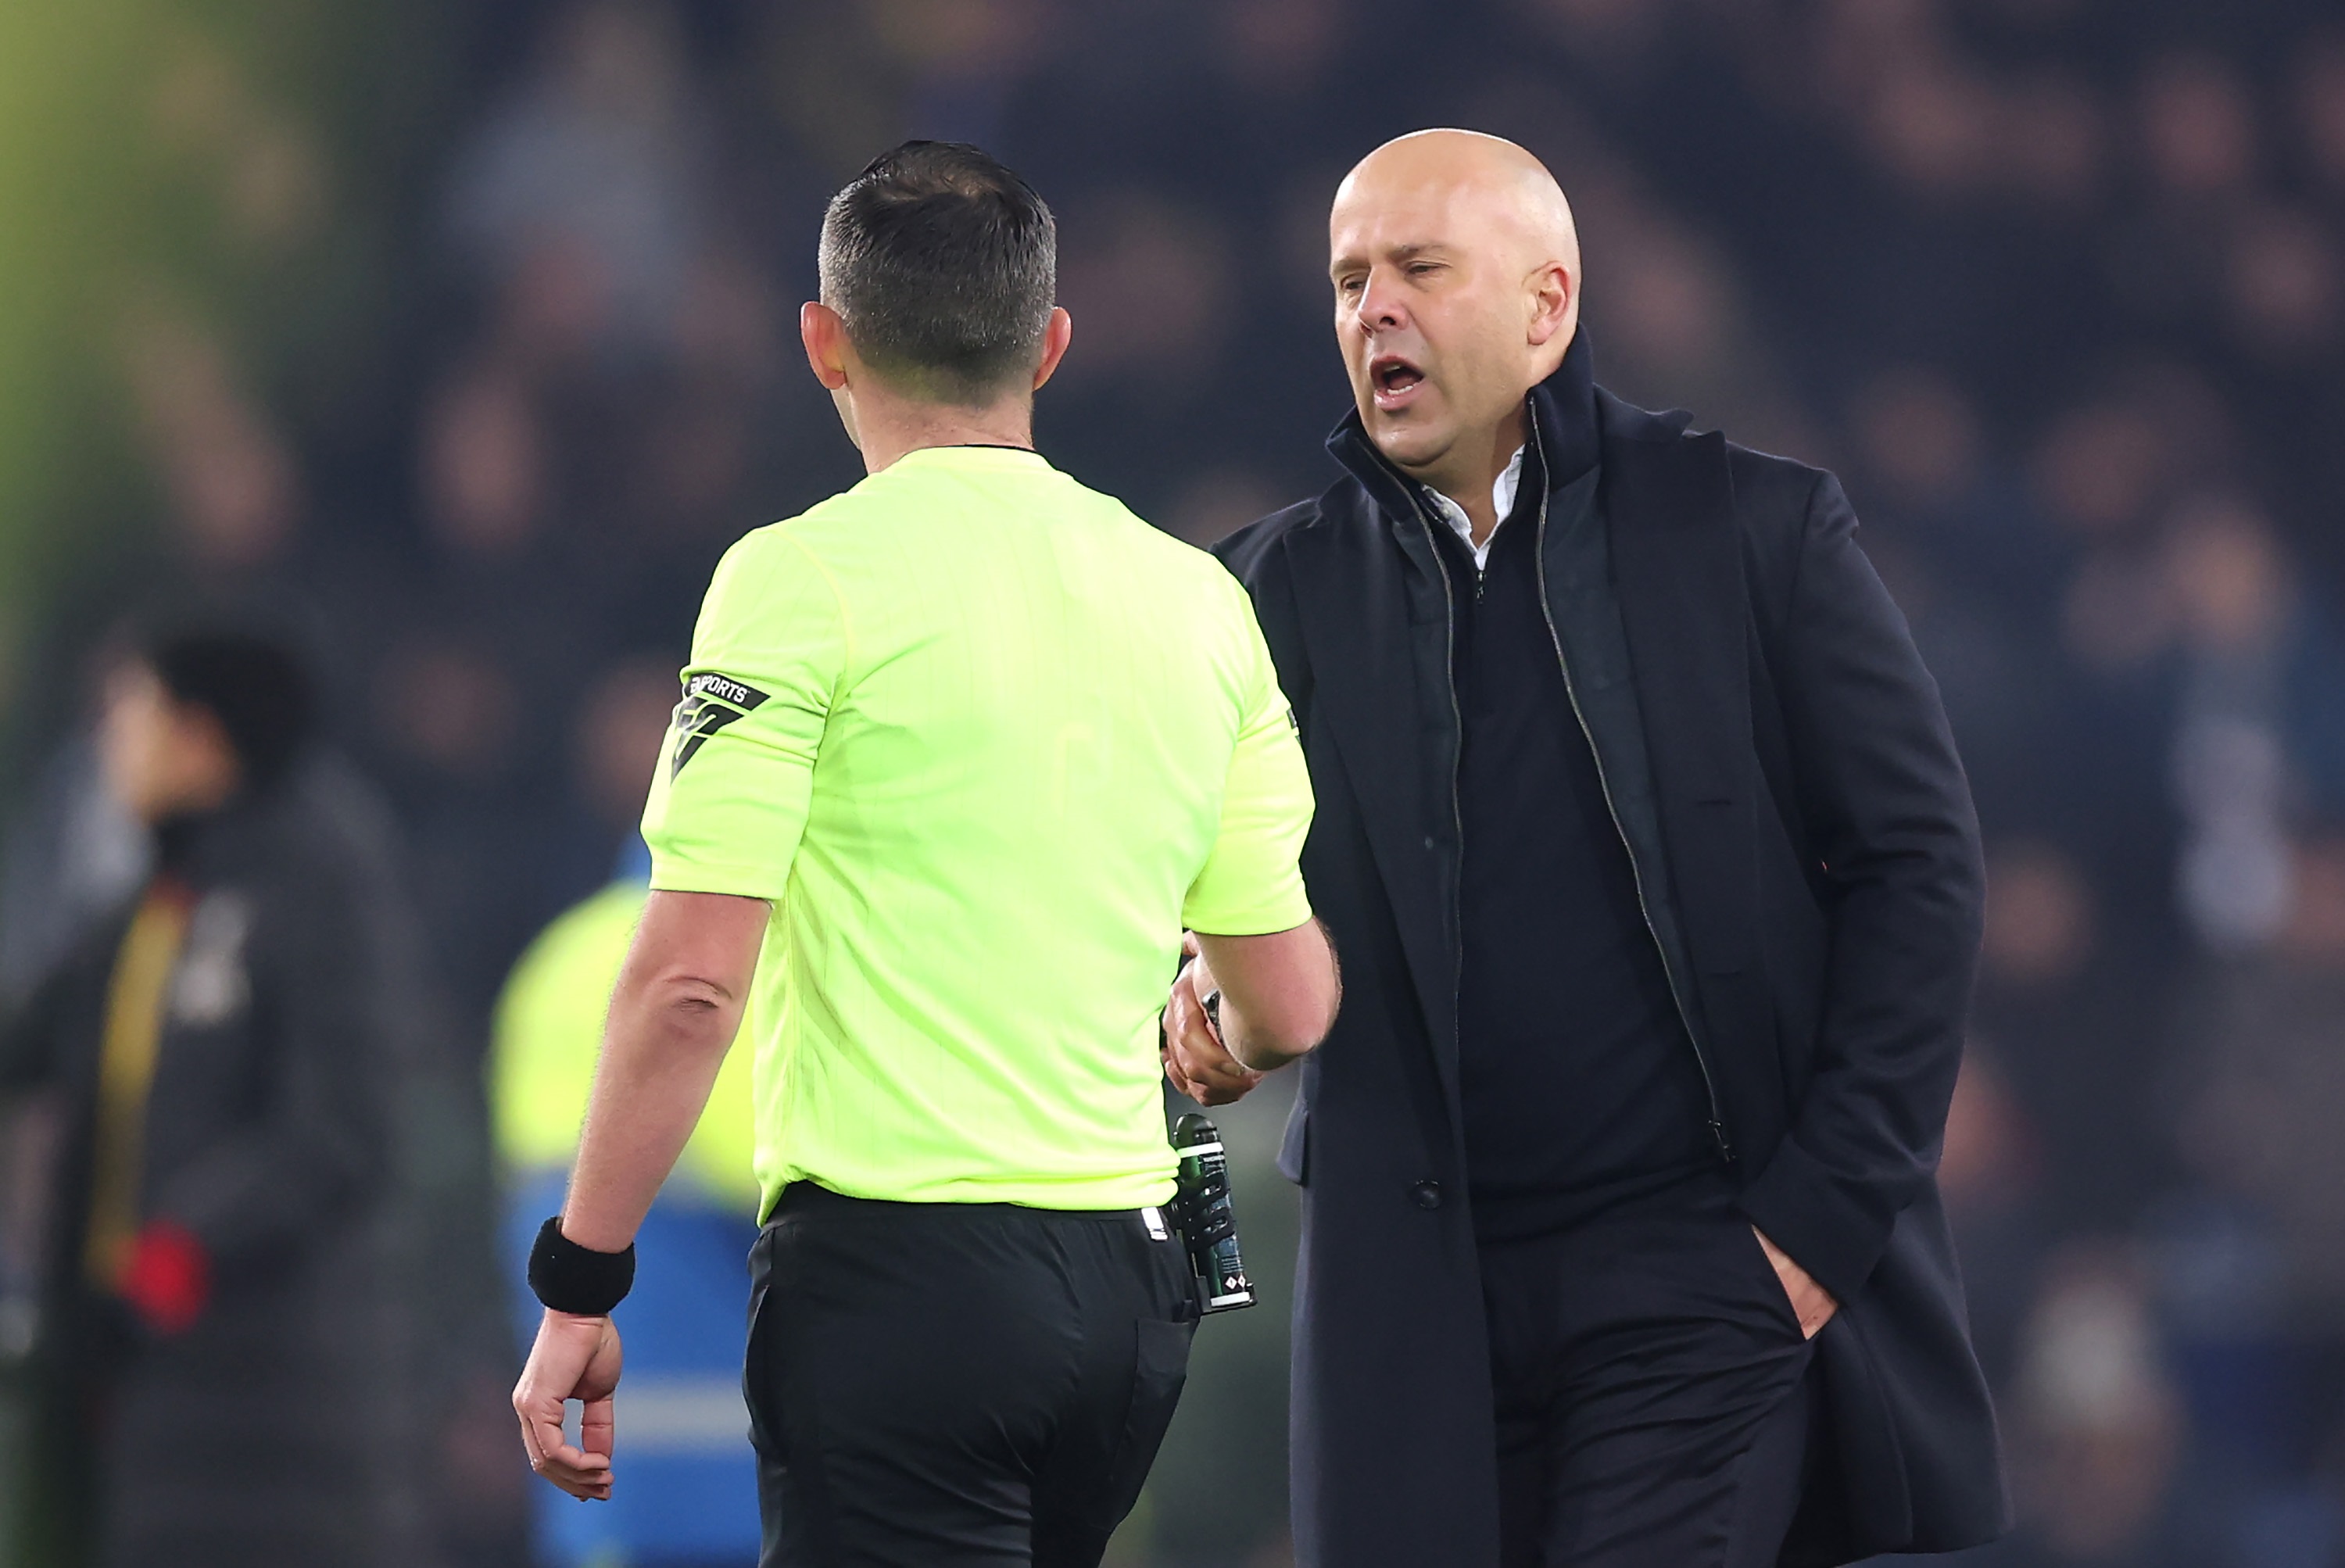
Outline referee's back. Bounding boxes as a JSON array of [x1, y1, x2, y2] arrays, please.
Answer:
[[642, 442, 1312, 1216]]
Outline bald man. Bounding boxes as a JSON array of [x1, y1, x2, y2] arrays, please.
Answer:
[[1164, 131, 2003, 1566]]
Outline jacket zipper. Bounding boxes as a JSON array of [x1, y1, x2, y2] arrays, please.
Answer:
[[1520, 425, 1736, 1164], [1400, 495, 1472, 1123]]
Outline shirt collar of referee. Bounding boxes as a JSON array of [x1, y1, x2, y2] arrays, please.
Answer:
[[891, 442, 1049, 466]]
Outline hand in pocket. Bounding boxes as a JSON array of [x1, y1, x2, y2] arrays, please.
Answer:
[[1752, 1227, 1838, 1340]]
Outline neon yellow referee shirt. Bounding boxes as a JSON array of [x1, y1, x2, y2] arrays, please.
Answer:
[[641, 445, 1313, 1218]]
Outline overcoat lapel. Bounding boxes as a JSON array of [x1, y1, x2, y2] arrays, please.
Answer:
[[1280, 514, 1463, 1116], [1598, 393, 1760, 997]]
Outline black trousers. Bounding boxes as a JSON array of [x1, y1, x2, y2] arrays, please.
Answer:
[[1480, 1175, 1817, 1567], [744, 1183, 1196, 1568]]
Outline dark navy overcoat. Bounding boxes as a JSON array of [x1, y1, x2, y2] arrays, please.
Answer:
[[1215, 367, 2007, 1567]]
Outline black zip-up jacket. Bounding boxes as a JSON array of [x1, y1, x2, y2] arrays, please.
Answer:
[[1214, 353, 2004, 1566], [1423, 339, 1720, 1239]]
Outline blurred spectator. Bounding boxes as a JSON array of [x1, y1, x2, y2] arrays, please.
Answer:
[[1998, 71, 2108, 213], [2161, 497, 2345, 951], [0, 735, 146, 1012], [2138, 53, 2259, 202], [1847, 366, 2065, 796], [421, 358, 550, 564], [0, 622, 422, 1566], [2224, 207, 2343, 363], [116, 301, 302, 573], [1971, 840, 2171, 1237], [2003, 1246, 2204, 1566], [1212, 0, 1341, 93], [575, 657, 687, 828], [1936, 1046, 2047, 1385], [0, 721, 149, 1423], [1577, 192, 1816, 456], [2182, 836, 2345, 1326], [2168, 839, 2345, 1518], [1054, 192, 1237, 388], [1162, 470, 1287, 550], [445, 0, 712, 369], [2299, 32, 2345, 194]]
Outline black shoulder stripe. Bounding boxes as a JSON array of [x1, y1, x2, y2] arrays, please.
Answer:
[[669, 672, 772, 775]]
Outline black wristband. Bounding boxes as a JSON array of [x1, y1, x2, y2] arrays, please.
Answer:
[[528, 1217, 635, 1316]]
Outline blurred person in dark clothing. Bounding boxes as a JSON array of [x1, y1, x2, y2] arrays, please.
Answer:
[[1988, 1246, 2209, 1568], [2183, 836, 2345, 1323], [0, 622, 417, 1567], [1169, 129, 2001, 1566], [1934, 1046, 2051, 1392], [1970, 841, 2172, 1238], [2166, 834, 2345, 1503]]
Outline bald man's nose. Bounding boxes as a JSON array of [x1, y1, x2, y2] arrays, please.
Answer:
[[1352, 269, 1410, 335]]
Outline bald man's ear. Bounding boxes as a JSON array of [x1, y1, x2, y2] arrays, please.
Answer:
[[1525, 262, 1576, 349]]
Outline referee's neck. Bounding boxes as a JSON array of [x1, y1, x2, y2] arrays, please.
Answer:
[[843, 384, 1038, 476]]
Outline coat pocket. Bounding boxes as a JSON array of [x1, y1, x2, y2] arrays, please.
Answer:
[[1276, 1097, 1309, 1186]]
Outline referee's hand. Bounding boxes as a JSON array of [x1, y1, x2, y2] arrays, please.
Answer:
[[514, 1308, 624, 1501], [1162, 936, 1263, 1107]]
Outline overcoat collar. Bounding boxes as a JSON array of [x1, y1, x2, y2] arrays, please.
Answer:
[[1320, 329, 1600, 519]]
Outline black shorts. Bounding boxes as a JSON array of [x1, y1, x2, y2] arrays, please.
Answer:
[[745, 1183, 1197, 1568]]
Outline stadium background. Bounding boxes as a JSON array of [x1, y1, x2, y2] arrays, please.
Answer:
[[5, 1, 2345, 1563]]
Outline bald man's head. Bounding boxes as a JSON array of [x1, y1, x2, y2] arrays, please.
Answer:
[[1328, 130, 1581, 494]]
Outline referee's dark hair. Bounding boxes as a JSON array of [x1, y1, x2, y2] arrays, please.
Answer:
[[142, 623, 318, 793], [818, 141, 1057, 406]]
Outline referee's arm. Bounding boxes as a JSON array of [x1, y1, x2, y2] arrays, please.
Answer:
[[1162, 571, 1333, 1107], [511, 887, 768, 1501], [1164, 920, 1340, 1106]]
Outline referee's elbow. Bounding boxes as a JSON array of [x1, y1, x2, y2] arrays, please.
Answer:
[[1199, 918, 1341, 1069]]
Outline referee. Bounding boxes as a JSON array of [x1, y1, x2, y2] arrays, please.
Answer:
[[512, 141, 1340, 1568]]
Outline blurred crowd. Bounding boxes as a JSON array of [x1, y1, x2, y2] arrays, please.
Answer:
[[5, 1, 2345, 1565]]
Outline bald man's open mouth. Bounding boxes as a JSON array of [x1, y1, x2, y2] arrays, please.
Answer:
[[1369, 353, 1426, 413]]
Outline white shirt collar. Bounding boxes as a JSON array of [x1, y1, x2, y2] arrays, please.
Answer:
[[1423, 446, 1526, 571]]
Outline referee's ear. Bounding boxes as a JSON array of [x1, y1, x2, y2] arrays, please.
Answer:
[[800, 301, 854, 392], [1030, 307, 1074, 393]]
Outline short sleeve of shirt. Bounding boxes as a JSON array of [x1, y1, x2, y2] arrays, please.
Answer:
[[1181, 582, 1316, 935], [641, 530, 848, 900]]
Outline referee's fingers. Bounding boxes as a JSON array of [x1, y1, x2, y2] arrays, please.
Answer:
[[1165, 984, 1223, 1073], [541, 1447, 614, 1501], [520, 1409, 605, 1498], [1163, 961, 1256, 1105], [1166, 1055, 1217, 1105], [517, 1402, 549, 1473], [1161, 999, 1215, 1103], [580, 1392, 616, 1470], [1174, 1001, 1251, 1082]]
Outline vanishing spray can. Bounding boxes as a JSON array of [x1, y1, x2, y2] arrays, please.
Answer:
[[1172, 1112, 1255, 1313]]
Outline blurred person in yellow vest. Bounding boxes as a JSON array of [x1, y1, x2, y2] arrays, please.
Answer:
[[489, 771, 763, 1564], [493, 865, 757, 1216]]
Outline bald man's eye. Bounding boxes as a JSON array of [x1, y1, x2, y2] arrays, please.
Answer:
[[1407, 262, 1441, 278]]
